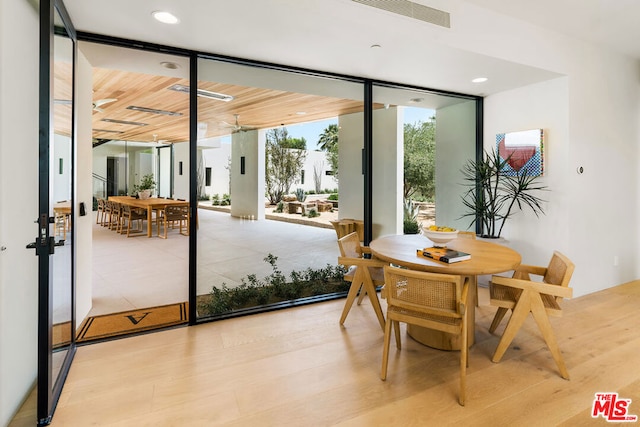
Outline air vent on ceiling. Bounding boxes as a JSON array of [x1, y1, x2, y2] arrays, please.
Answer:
[[168, 84, 234, 102], [352, 0, 450, 28]]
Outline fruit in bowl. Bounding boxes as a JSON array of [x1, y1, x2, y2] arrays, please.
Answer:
[[422, 225, 459, 247]]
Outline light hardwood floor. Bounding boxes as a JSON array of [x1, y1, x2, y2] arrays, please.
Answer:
[[11, 281, 640, 426]]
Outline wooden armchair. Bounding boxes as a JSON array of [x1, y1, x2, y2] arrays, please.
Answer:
[[158, 204, 189, 239], [337, 232, 387, 330], [381, 266, 469, 406], [489, 251, 575, 379], [120, 205, 146, 237]]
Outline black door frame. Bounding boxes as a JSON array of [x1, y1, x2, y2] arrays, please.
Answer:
[[37, 0, 77, 424]]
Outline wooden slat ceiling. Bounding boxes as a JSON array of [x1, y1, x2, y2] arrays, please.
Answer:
[[53, 67, 374, 144]]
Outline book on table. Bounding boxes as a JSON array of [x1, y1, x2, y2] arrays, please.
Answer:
[[417, 247, 471, 263]]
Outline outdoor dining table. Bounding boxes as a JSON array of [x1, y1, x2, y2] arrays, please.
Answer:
[[108, 196, 189, 238], [369, 233, 521, 350]]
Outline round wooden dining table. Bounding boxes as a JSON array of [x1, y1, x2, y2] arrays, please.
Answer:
[[369, 234, 521, 350]]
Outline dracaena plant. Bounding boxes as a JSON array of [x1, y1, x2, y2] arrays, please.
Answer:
[[460, 149, 547, 238]]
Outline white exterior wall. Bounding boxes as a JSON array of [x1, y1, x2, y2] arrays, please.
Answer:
[[337, 112, 364, 221], [0, 0, 39, 423], [202, 141, 339, 201], [173, 142, 189, 199], [230, 130, 265, 219], [434, 100, 477, 232], [372, 107, 403, 238], [202, 144, 232, 198], [294, 150, 339, 194], [53, 134, 72, 203]]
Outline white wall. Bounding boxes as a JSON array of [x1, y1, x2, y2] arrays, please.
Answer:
[[483, 77, 570, 262], [173, 142, 189, 199], [0, 0, 39, 424], [294, 150, 338, 194], [372, 107, 403, 238], [435, 100, 477, 231], [483, 62, 638, 297], [337, 112, 364, 221], [425, 1, 640, 295], [202, 142, 338, 201], [230, 130, 265, 219], [75, 47, 94, 328], [53, 134, 72, 203], [202, 144, 232, 197]]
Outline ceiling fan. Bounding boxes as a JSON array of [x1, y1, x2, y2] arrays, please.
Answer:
[[92, 98, 117, 113], [220, 114, 257, 133]]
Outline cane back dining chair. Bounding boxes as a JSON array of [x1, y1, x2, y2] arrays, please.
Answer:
[[337, 231, 387, 331], [381, 266, 469, 406], [489, 250, 575, 379]]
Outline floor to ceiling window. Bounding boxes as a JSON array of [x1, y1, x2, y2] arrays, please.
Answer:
[[371, 85, 478, 238], [195, 57, 365, 320], [71, 35, 480, 327]]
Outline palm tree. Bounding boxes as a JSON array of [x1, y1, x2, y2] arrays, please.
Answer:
[[318, 124, 338, 151]]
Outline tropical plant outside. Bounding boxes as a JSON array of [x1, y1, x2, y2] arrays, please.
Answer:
[[318, 123, 339, 179]]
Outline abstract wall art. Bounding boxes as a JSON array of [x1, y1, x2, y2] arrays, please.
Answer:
[[496, 128, 544, 176]]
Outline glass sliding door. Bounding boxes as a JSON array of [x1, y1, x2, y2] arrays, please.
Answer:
[[195, 57, 364, 320], [371, 85, 478, 239]]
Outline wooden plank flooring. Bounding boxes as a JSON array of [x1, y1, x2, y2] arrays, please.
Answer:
[[11, 281, 640, 426]]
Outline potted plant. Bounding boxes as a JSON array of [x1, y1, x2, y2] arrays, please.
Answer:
[[460, 149, 546, 239], [134, 173, 156, 200]]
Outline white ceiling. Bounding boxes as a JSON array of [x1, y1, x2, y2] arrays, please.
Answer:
[[464, 0, 640, 59], [63, 0, 638, 100]]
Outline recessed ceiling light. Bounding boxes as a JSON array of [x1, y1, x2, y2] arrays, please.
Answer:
[[152, 11, 179, 24], [370, 44, 381, 49], [409, 98, 424, 103], [160, 61, 180, 70], [472, 77, 488, 83]]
